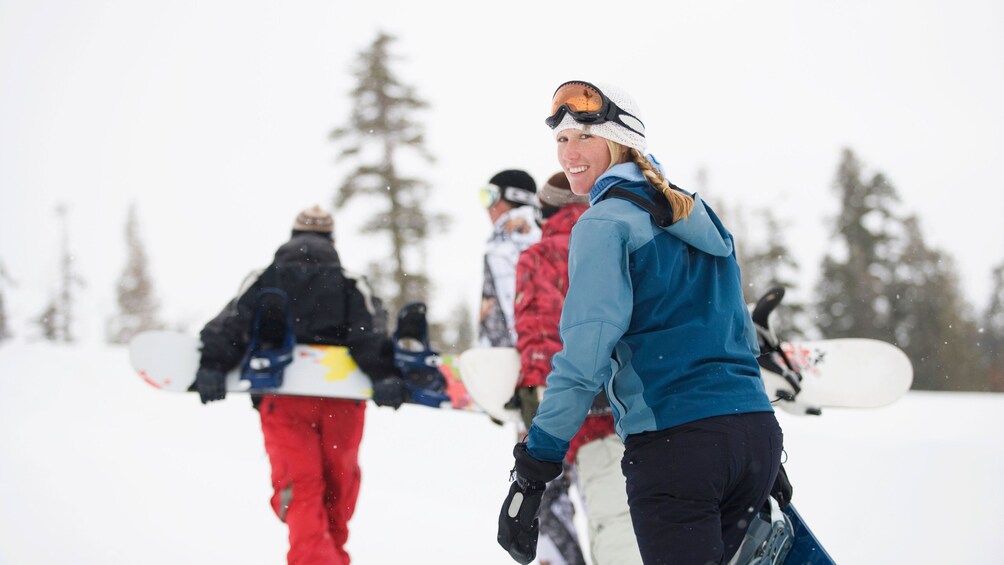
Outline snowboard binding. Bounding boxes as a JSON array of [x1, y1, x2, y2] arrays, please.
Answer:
[[751, 287, 821, 415], [393, 301, 450, 408], [728, 495, 794, 565], [240, 287, 296, 390]]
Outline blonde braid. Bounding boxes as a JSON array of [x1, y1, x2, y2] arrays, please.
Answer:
[[629, 149, 693, 222]]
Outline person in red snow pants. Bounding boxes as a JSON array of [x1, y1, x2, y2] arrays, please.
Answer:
[[259, 395, 366, 565], [196, 206, 409, 565]]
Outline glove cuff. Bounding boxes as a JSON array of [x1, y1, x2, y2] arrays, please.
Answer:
[[513, 443, 562, 484]]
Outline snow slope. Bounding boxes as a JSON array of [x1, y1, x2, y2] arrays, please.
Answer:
[[1, 341, 1002, 564]]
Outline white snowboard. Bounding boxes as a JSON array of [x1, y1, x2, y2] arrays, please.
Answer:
[[456, 347, 522, 424], [128, 330, 482, 412], [130, 330, 372, 398], [458, 338, 913, 419], [761, 338, 913, 415]]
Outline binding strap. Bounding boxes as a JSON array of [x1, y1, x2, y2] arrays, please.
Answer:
[[241, 287, 296, 389]]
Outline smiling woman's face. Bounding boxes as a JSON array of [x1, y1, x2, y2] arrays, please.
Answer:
[[555, 128, 612, 196]]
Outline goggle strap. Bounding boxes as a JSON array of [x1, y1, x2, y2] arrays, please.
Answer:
[[501, 186, 536, 207]]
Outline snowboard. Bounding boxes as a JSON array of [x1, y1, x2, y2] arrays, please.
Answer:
[[129, 330, 481, 411], [456, 337, 913, 420], [760, 338, 913, 416], [750, 286, 913, 416], [129, 299, 484, 412], [783, 504, 836, 564], [456, 347, 522, 424]]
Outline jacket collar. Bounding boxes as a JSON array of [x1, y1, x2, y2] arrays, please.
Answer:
[[589, 153, 666, 206]]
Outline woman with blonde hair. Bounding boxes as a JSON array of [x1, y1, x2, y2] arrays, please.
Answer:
[[498, 81, 783, 565]]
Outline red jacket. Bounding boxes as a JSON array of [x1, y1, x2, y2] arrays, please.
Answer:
[[514, 204, 587, 388], [515, 204, 614, 463]]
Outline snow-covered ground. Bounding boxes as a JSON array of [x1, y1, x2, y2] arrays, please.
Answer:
[[1, 341, 1002, 564]]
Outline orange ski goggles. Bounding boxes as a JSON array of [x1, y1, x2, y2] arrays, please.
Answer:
[[545, 81, 645, 136]]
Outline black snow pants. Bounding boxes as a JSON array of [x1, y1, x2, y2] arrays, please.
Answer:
[[621, 412, 783, 565]]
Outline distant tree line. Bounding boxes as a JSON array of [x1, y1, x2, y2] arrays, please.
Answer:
[[3, 32, 1002, 393], [106, 203, 164, 344], [726, 148, 1004, 392], [34, 205, 86, 343], [0, 203, 163, 346]]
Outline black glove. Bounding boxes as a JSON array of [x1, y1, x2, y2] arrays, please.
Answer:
[[498, 443, 563, 564], [771, 462, 793, 510], [195, 367, 227, 404], [372, 375, 409, 409]]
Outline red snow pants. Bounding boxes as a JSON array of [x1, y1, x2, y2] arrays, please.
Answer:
[[258, 395, 366, 565]]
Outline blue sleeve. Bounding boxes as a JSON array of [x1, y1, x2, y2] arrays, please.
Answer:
[[526, 216, 633, 461]]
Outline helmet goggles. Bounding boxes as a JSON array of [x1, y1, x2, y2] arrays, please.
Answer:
[[479, 184, 500, 208], [544, 81, 645, 137], [479, 184, 536, 209]]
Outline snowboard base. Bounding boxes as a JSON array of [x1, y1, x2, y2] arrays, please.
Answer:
[[761, 338, 913, 415], [129, 330, 480, 412]]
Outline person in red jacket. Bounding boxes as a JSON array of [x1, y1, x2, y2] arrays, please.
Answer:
[[513, 172, 589, 425], [514, 173, 642, 564]]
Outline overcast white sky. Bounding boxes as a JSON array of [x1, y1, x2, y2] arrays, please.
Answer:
[[1, 0, 1002, 340]]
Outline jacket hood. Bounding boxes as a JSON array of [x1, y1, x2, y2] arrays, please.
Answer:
[[591, 155, 734, 258], [274, 232, 342, 266], [541, 203, 588, 239]]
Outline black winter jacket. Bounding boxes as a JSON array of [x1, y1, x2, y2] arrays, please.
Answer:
[[198, 232, 399, 383]]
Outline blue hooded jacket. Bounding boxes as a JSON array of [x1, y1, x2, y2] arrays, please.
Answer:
[[527, 158, 774, 463]]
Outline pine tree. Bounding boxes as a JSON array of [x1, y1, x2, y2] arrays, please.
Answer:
[[741, 210, 808, 339], [886, 216, 985, 391], [36, 300, 59, 341], [36, 205, 85, 342], [816, 150, 987, 391], [711, 172, 807, 340], [330, 31, 448, 316], [983, 261, 1004, 391], [107, 203, 163, 344], [694, 168, 759, 304], [0, 290, 7, 342], [815, 149, 901, 341]]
